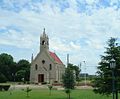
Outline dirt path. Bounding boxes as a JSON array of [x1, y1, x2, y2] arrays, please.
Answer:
[[9, 84, 93, 90]]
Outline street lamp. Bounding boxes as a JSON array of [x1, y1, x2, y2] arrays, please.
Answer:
[[110, 58, 116, 99], [83, 61, 86, 86]]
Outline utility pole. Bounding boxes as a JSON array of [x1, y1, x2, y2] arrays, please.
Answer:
[[67, 54, 69, 67]]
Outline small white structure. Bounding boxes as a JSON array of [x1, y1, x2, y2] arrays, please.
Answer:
[[30, 29, 65, 84]]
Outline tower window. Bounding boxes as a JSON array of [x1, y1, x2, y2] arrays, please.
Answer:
[[35, 64, 38, 70], [42, 60, 45, 64], [42, 40, 45, 45], [49, 64, 52, 70]]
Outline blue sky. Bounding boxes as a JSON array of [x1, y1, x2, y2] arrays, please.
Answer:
[[0, 0, 120, 75]]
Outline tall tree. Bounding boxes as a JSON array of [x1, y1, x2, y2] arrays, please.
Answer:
[[68, 63, 80, 81], [62, 65, 75, 99], [92, 38, 120, 98], [0, 53, 16, 82]]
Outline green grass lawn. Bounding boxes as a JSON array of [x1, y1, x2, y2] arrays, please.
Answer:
[[0, 89, 119, 99]]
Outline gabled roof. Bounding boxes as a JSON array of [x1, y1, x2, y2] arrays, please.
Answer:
[[49, 51, 63, 64]]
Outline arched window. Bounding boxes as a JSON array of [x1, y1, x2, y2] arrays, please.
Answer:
[[49, 64, 52, 70], [42, 40, 45, 45], [35, 64, 38, 70]]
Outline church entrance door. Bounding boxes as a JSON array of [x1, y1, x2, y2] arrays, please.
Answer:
[[38, 74, 44, 83]]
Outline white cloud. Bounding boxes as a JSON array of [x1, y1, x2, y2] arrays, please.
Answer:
[[70, 42, 81, 50], [50, 38, 81, 53], [0, 28, 38, 48]]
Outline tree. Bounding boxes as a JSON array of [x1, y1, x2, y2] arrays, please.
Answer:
[[0, 53, 16, 82], [22, 87, 32, 97], [16, 59, 30, 82], [16, 70, 26, 82], [0, 53, 30, 83], [92, 37, 120, 99], [67, 63, 80, 81], [48, 84, 53, 96], [62, 65, 75, 99], [0, 72, 7, 83]]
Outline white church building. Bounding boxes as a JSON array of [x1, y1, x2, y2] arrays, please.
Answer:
[[30, 29, 65, 84]]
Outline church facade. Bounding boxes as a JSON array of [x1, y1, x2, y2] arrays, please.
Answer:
[[30, 29, 65, 83]]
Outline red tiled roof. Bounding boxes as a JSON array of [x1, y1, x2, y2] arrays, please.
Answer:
[[49, 51, 63, 64]]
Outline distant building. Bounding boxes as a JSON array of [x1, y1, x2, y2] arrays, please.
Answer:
[[30, 29, 65, 84]]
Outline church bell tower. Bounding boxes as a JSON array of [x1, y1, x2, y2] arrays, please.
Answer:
[[40, 28, 49, 52]]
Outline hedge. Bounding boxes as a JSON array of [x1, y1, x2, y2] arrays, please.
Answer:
[[0, 85, 10, 91]]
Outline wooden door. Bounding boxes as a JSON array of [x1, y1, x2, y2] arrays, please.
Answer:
[[38, 74, 44, 83]]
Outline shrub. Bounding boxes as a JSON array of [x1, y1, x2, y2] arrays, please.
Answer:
[[0, 85, 10, 91], [3, 85, 10, 91]]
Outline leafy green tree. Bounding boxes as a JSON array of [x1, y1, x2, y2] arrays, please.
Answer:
[[0, 53, 30, 83], [68, 63, 80, 81], [0, 53, 16, 82], [92, 37, 120, 99], [16, 70, 26, 82], [62, 65, 75, 99], [16, 59, 30, 82]]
